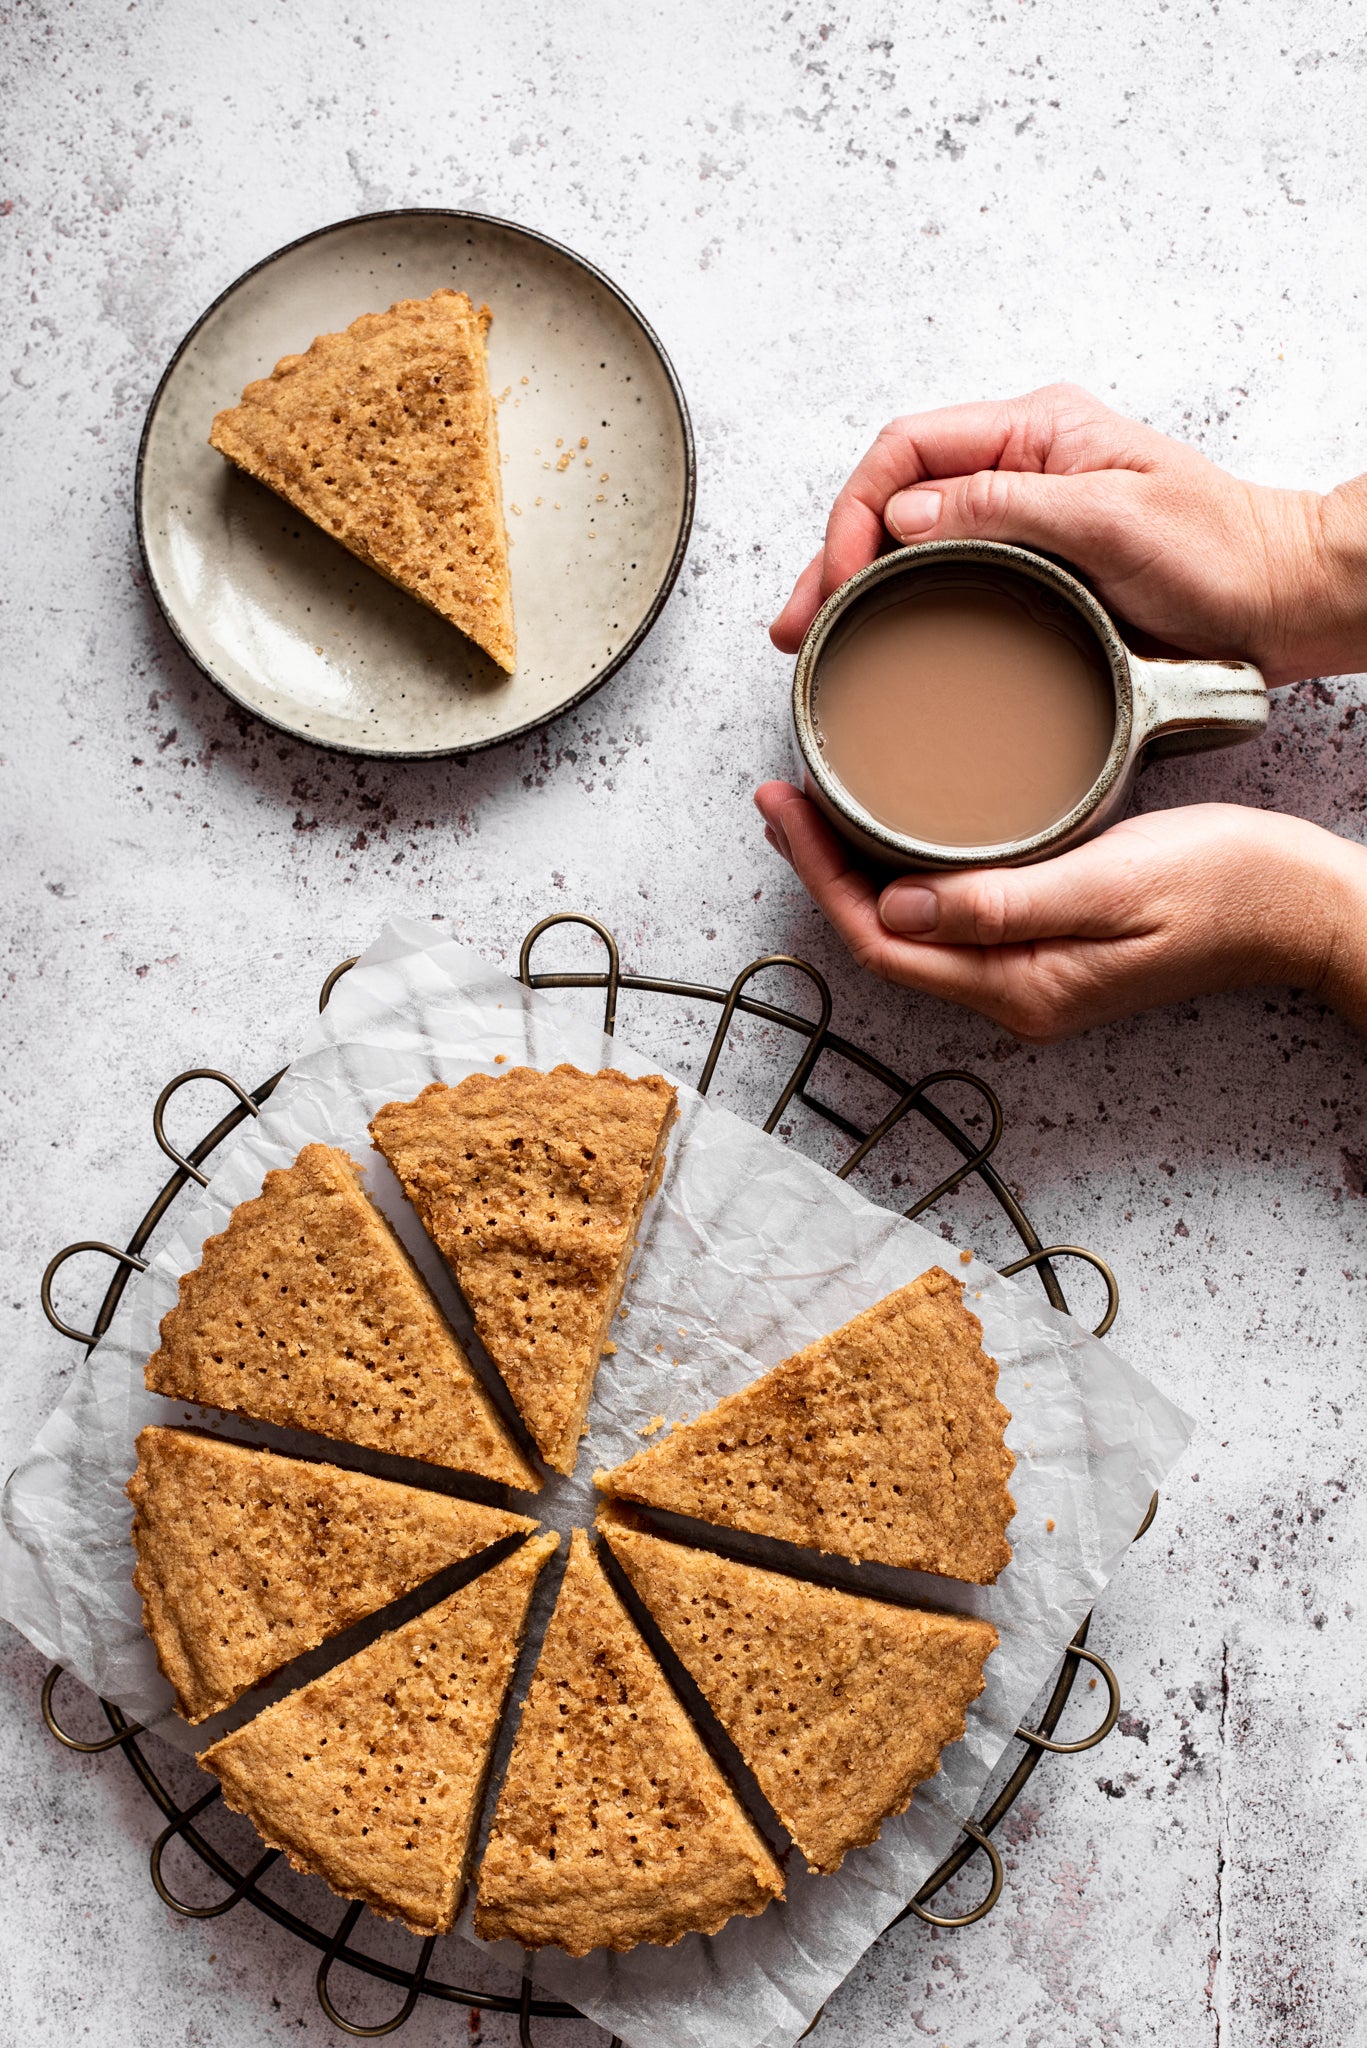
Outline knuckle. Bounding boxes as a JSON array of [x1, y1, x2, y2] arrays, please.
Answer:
[[991, 956, 1074, 1042], [965, 878, 1012, 947], [1098, 846, 1150, 922], [1006, 992, 1067, 1043], [1013, 1011, 1067, 1046], [1023, 381, 1109, 464], [959, 468, 1013, 532], [1037, 378, 1095, 410], [849, 930, 891, 978]]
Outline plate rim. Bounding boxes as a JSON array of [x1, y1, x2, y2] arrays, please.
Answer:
[[134, 206, 697, 761]]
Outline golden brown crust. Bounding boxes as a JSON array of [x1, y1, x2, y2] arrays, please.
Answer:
[[598, 1512, 998, 1873], [199, 1533, 558, 1935], [209, 289, 515, 672], [126, 1425, 535, 1723], [370, 1066, 678, 1475], [145, 1144, 538, 1491], [474, 1531, 783, 1954], [596, 1268, 1016, 1583]]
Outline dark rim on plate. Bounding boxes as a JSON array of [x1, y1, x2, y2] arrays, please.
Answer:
[[134, 209, 697, 761], [32, 917, 1149, 2040]]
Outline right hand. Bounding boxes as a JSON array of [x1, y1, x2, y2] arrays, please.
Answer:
[[769, 382, 1367, 686], [753, 789, 1367, 1041]]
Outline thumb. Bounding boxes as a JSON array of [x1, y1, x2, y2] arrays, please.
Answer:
[[878, 836, 1151, 947], [885, 467, 1134, 571]]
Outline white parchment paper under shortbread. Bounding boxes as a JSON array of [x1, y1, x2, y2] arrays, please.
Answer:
[[0, 918, 1192, 2048]]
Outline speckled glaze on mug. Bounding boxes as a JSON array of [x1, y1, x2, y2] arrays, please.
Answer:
[[137, 210, 694, 758], [792, 539, 1269, 872]]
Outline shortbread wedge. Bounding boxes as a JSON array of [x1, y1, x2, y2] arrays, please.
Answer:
[[209, 289, 515, 671], [597, 1267, 1016, 1583], [127, 1426, 535, 1723], [200, 1532, 558, 1935], [370, 1066, 678, 1475], [475, 1531, 783, 1954], [599, 1510, 998, 1873], [145, 1143, 537, 1490]]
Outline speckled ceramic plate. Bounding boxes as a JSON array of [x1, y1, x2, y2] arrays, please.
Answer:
[[136, 211, 694, 756]]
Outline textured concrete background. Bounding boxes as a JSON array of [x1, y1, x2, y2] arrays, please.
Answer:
[[3, 2, 1365, 2042]]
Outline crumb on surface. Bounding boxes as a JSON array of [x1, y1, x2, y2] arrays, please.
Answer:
[[640, 1414, 666, 1437], [1046, 1517, 1056, 1532], [601, 1340, 617, 1356], [959, 1249, 973, 1265]]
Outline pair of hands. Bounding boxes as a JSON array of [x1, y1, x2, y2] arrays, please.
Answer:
[[756, 383, 1367, 1040]]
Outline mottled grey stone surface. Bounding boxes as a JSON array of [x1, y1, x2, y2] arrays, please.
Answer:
[[3, 2, 1365, 2043]]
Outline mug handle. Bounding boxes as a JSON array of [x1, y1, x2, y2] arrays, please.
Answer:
[[1129, 654, 1268, 760]]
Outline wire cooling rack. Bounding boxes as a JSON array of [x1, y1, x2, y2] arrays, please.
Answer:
[[36, 914, 1153, 2043]]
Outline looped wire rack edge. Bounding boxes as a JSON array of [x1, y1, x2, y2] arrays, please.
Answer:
[[36, 913, 1154, 2042]]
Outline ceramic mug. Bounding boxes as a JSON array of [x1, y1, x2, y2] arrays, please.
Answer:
[[791, 538, 1269, 873]]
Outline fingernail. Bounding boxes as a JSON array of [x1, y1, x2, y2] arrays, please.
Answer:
[[880, 884, 939, 934], [764, 822, 793, 865], [885, 489, 942, 540]]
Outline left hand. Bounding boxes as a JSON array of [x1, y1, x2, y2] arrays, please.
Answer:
[[753, 786, 1367, 1040]]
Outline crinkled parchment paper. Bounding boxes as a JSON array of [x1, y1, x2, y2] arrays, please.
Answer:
[[0, 918, 1192, 2048]]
